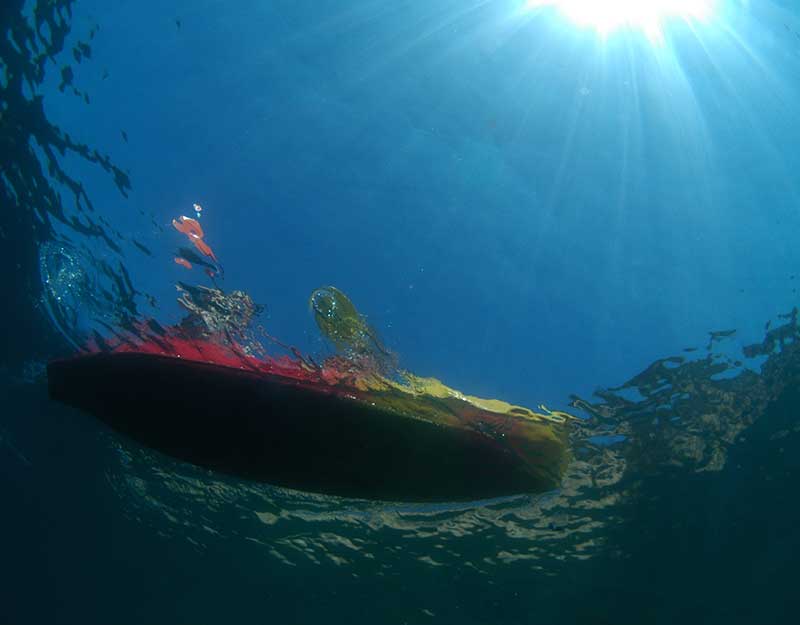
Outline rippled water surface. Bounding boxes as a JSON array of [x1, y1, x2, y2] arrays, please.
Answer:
[[3, 1, 800, 623]]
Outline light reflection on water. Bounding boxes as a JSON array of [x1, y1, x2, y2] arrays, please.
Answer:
[[100, 306, 800, 577]]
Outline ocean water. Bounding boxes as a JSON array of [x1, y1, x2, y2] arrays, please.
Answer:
[[3, 1, 800, 623]]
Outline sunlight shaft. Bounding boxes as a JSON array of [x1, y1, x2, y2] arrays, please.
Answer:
[[525, 0, 716, 41]]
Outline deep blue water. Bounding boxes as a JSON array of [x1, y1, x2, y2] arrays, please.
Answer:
[[4, 1, 800, 623]]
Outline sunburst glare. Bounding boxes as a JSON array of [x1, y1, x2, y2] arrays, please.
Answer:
[[525, 0, 717, 41]]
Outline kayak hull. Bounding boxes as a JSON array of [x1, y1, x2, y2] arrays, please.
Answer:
[[48, 352, 556, 501]]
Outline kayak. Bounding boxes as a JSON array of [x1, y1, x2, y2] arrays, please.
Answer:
[[47, 349, 571, 502]]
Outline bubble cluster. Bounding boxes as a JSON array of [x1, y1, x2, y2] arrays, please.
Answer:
[[38, 241, 93, 349]]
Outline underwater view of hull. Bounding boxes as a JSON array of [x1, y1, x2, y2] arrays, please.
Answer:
[[47, 352, 562, 502]]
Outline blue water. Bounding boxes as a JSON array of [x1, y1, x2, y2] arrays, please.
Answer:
[[4, 1, 800, 623]]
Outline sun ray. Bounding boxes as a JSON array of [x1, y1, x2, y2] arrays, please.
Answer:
[[525, 0, 717, 42]]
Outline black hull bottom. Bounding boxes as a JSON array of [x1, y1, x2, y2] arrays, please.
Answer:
[[48, 353, 550, 502]]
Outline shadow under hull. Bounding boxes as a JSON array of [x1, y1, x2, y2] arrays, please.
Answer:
[[48, 352, 555, 502]]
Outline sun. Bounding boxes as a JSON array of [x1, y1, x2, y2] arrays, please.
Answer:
[[525, 0, 716, 41]]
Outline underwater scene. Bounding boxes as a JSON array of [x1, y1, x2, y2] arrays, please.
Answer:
[[3, 0, 800, 623]]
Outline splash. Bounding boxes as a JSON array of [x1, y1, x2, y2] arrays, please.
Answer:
[[309, 286, 398, 376], [175, 282, 265, 354], [39, 238, 143, 352], [38, 242, 93, 350]]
